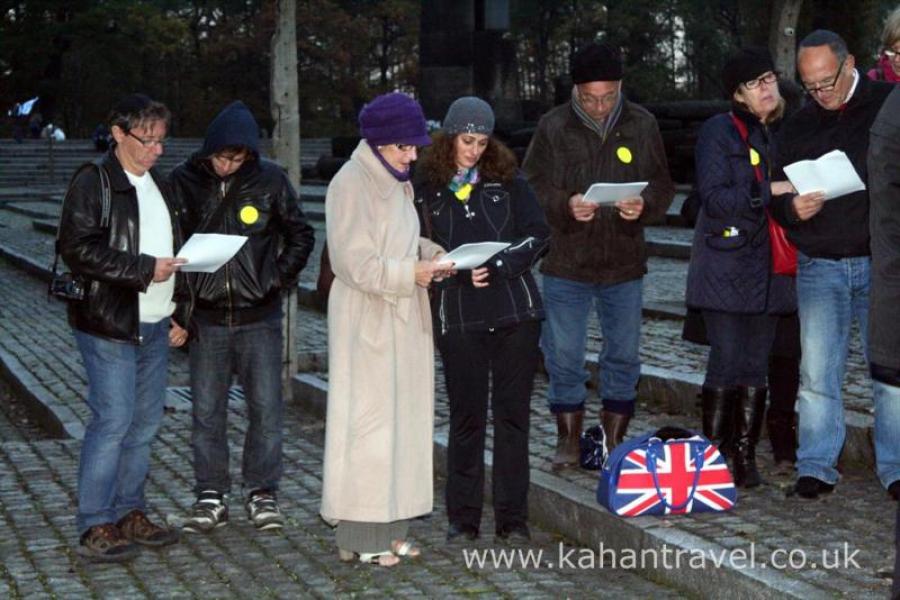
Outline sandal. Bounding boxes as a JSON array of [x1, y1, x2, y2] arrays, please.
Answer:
[[391, 539, 421, 558], [338, 548, 400, 567]]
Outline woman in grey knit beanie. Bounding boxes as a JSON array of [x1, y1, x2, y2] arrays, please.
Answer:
[[415, 96, 550, 543]]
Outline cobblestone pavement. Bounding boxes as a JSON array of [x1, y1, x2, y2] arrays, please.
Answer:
[[0, 378, 680, 598], [0, 193, 894, 597]]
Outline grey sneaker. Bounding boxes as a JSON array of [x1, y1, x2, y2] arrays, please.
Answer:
[[246, 489, 284, 531], [183, 490, 228, 533]]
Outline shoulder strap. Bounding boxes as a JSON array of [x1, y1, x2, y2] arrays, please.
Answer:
[[728, 112, 764, 183], [52, 162, 112, 276]]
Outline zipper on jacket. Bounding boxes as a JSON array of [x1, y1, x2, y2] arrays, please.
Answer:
[[439, 289, 447, 335], [219, 180, 234, 325], [519, 277, 534, 310]]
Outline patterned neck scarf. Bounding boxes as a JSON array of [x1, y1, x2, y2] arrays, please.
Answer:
[[448, 167, 480, 202], [571, 85, 624, 143]]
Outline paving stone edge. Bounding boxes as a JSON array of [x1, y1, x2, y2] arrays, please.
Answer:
[[289, 372, 829, 599]]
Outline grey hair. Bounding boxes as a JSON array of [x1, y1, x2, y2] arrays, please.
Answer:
[[882, 6, 900, 49]]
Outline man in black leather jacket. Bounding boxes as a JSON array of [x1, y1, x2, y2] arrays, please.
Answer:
[[169, 101, 315, 532], [58, 93, 186, 562]]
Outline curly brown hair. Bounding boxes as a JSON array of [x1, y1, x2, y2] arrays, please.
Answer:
[[417, 132, 518, 188]]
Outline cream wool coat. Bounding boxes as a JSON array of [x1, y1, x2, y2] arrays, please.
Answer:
[[320, 141, 444, 525]]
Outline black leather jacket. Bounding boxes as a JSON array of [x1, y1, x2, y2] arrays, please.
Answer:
[[170, 156, 315, 325], [414, 174, 550, 334], [58, 149, 189, 344]]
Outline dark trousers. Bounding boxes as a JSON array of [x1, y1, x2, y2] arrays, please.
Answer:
[[703, 310, 779, 388], [437, 320, 541, 532]]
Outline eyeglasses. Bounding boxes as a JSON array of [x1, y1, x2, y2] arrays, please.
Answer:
[[743, 72, 779, 90], [885, 48, 900, 60], [394, 144, 418, 152], [802, 58, 846, 95], [126, 131, 166, 148]]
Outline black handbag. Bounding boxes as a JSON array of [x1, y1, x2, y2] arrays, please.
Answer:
[[580, 424, 609, 470], [49, 162, 111, 302]]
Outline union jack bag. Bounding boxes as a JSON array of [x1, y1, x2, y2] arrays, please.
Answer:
[[597, 427, 736, 517]]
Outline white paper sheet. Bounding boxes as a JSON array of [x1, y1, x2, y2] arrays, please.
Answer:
[[582, 181, 648, 206], [783, 150, 866, 201], [438, 242, 510, 270], [176, 233, 247, 273]]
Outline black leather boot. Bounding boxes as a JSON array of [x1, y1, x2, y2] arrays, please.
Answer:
[[552, 411, 583, 469], [733, 386, 767, 488], [701, 386, 737, 459], [600, 409, 631, 452]]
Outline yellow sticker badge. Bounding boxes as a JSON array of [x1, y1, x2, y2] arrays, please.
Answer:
[[239, 205, 259, 225], [616, 146, 633, 164], [749, 148, 761, 166]]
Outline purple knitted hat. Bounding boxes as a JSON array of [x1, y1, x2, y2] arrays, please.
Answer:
[[358, 92, 431, 147]]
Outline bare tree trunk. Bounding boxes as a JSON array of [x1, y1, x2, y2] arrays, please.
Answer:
[[270, 0, 300, 399], [769, 0, 804, 82]]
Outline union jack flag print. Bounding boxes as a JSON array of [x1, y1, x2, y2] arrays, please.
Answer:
[[597, 431, 736, 517]]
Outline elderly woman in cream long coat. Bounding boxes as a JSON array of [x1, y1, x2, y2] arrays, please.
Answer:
[[320, 93, 449, 567]]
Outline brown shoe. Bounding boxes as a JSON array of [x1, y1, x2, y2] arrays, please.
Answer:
[[117, 509, 179, 547], [552, 411, 583, 469], [600, 410, 631, 452], [78, 523, 140, 563]]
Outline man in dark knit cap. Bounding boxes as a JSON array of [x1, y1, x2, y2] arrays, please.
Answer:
[[522, 42, 674, 467], [768, 30, 896, 500], [170, 101, 315, 531]]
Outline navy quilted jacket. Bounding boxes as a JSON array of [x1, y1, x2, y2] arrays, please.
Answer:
[[685, 108, 796, 314]]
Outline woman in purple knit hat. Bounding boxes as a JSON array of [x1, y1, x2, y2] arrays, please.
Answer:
[[319, 92, 452, 567]]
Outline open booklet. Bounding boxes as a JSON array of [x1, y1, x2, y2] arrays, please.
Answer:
[[581, 181, 648, 206], [437, 241, 510, 270], [783, 149, 866, 201], [176, 233, 247, 273]]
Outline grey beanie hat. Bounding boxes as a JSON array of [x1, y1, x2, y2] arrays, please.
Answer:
[[442, 96, 495, 135]]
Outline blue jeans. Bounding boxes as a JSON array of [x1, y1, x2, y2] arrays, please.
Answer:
[[874, 381, 900, 488], [795, 254, 881, 485], [190, 313, 284, 495], [74, 319, 169, 535], [541, 275, 642, 415]]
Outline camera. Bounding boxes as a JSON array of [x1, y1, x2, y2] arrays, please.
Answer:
[[49, 272, 86, 301]]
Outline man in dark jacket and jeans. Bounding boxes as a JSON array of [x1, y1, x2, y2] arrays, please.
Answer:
[[522, 43, 674, 467], [770, 30, 896, 499], [59, 93, 186, 561], [867, 86, 900, 503], [170, 101, 315, 532]]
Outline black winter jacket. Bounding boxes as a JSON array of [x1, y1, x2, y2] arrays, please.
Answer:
[[58, 149, 188, 344], [169, 101, 315, 325], [414, 175, 550, 334], [686, 108, 796, 315], [868, 86, 900, 381], [770, 74, 894, 257]]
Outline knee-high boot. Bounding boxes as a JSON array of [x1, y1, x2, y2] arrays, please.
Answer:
[[701, 386, 737, 459], [733, 386, 767, 488]]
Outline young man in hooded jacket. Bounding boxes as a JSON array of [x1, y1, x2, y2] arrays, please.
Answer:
[[170, 101, 315, 531]]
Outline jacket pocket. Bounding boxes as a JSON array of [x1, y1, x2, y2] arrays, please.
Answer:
[[704, 231, 748, 251]]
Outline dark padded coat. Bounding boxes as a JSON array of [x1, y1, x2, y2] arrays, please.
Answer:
[[521, 100, 674, 285], [868, 86, 900, 382], [685, 108, 795, 315]]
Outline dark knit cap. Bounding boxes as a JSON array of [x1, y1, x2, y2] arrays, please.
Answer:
[[723, 47, 776, 97], [358, 92, 431, 147], [571, 43, 623, 84], [442, 96, 495, 135]]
